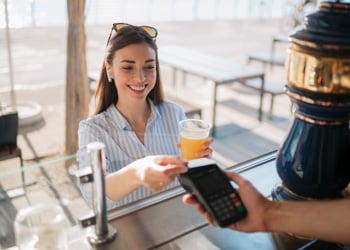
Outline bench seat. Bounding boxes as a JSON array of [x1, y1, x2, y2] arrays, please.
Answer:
[[166, 95, 202, 119], [248, 53, 285, 68], [238, 78, 286, 119]]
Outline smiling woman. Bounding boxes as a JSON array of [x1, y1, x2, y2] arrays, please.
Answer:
[[108, 43, 157, 115], [77, 23, 212, 208]]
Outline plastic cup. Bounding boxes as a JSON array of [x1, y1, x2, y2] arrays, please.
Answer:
[[14, 204, 68, 250], [179, 119, 211, 160]]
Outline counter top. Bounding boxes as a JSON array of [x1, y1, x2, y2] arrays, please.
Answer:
[[4, 152, 347, 250], [92, 152, 346, 250]]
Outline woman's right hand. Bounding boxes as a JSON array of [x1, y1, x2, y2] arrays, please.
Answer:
[[134, 155, 188, 192]]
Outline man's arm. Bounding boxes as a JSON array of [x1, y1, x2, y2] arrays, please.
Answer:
[[183, 171, 350, 245]]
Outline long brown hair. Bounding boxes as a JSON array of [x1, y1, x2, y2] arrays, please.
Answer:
[[94, 25, 164, 115]]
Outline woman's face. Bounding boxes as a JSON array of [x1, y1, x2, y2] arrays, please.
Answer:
[[107, 42, 157, 103]]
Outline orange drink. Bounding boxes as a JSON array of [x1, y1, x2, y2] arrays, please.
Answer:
[[179, 119, 210, 160]]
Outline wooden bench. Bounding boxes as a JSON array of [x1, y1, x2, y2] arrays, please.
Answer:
[[248, 53, 285, 69], [87, 72, 202, 119], [166, 95, 202, 119], [238, 78, 285, 119], [88, 71, 99, 95], [248, 34, 288, 70], [159, 45, 266, 136], [245, 55, 286, 118], [271, 34, 289, 57]]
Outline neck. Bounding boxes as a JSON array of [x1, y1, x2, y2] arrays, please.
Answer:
[[116, 99, 150, 126], [116, 99, 150, 144]]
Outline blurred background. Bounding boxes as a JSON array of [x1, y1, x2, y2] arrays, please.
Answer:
[[0, 0, 314, 28], [0, 0, 324, 248], [1, 0, 320, 164]]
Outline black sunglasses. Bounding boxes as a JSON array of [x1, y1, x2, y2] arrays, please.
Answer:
[[106, 23, 158, 46]]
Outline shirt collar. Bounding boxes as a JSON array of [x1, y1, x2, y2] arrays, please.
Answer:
[[105, 100, 161, 130]]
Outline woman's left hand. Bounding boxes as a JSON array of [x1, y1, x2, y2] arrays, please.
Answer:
[[177, 138, 214, 159], [195, 138, 213, 158]]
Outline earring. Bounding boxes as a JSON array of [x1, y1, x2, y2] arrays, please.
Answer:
[[106, 69, 112, 83]]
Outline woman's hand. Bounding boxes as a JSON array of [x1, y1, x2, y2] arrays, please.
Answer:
[[134, 155, 188, 192], [195, 138, 214, 158], [177, 138, 214, 159], [182, 171, 270, 232]]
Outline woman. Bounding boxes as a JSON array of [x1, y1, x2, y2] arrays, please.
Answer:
[[78, 23, 211, 206]]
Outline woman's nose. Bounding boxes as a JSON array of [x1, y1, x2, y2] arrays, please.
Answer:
[[134, 69, 146, 82]]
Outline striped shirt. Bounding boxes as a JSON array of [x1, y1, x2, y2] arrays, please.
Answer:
[[77, 100, 186, 208]]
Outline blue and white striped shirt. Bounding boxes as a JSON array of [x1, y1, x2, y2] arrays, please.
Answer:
[[77, 100, 186, 207]]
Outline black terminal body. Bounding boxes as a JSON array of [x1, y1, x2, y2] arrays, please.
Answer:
[[178, 158, 247, 227]]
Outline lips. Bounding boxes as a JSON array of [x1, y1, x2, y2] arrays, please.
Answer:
[[128, 84, 147, 91]]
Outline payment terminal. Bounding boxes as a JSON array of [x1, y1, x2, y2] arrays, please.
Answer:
[[178, 158, 247, 227]]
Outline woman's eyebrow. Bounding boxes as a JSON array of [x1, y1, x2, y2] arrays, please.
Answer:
[[119, 59, 155, 63], [145, 59, 155, 63], [119, 59, 135, 63]]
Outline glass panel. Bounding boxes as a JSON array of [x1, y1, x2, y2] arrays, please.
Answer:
[[0, 155, 91, 249], [0, 153, 185, 249]]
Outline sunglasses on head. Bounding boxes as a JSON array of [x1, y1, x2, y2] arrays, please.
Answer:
[[106, 23, 158, 46]]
